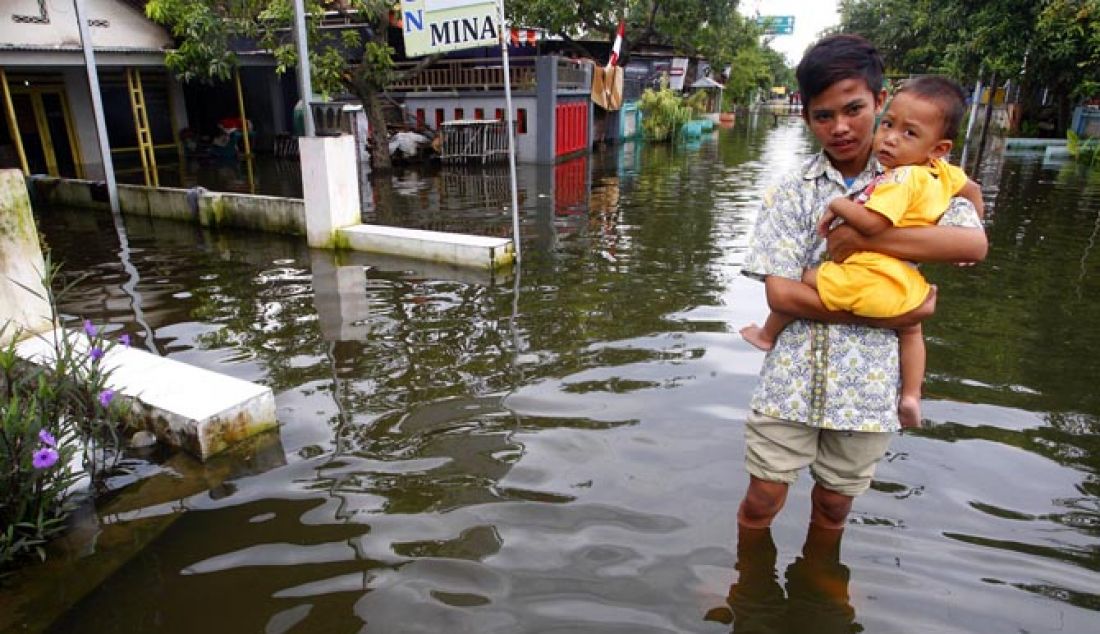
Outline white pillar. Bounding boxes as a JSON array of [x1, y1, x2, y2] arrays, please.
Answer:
[[0, 169, 53, 347], [300, 135, 361, 248]]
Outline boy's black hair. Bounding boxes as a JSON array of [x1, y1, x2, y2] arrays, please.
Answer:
[[895, 75, 968, 140], [796, 34, 884, 113]]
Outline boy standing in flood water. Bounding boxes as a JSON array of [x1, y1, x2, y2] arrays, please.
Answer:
[[740, 75, 984, 429], [736, 35, 987, 533]]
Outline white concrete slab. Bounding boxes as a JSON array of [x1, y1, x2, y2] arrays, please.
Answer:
[[1, 169, 53, 346], [338, 223, 515, 270], [16, 328, 277, 461]]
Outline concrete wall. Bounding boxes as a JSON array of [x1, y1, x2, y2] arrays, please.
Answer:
[[29, 177, 306, 236], [0, 170, 53, 346], [401, 93, 539, 163]]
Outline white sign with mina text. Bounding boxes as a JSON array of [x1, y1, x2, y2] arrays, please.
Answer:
[[402, 0, 501, 57]]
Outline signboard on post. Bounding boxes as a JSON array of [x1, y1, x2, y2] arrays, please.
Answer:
[[401, 0, 501, 57], [400, 0, 523, 264], [756, 15, 795, 35]]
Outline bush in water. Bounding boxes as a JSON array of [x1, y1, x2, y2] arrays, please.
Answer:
[[1, 262, 130, 572]]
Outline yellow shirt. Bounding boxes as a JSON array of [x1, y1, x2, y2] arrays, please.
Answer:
[[816, 159, 969, 317]]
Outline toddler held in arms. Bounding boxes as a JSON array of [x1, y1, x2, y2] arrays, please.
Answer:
[[740, 75, 984, 429]]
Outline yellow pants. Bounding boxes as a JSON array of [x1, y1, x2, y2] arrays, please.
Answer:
[[816, 252, 930, 318]]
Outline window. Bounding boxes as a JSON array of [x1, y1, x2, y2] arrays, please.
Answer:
[[517, 108, 528, 134], [495, 108, 504, 121], [455, 108, 464, 120], [435, 108, 445, 129], [474, 108, 484, 120], [415, 108, 425, 128]]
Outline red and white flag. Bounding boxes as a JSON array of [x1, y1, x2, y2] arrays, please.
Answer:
[[606, 20, 625, 69]]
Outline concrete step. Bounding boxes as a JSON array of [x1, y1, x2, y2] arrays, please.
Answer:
[[338, 223, 515, 270], [15, 328, 277, 460]]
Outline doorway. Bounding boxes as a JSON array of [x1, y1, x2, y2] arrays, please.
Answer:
[[3, 80, 83, 178]]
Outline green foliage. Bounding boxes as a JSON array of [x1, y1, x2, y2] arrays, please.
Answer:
[[638, 82, 694, 142], [1, 262, 128, 572], [723, 45, 793, 106], [510, 0, 763, 71], [834, 0, 1100, 134], [1067, 130, 1100, 166], [683, 90, 710, 117]]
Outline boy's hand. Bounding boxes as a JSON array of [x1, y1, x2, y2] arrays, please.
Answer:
[[825, 223, 864, 262], [817, 208, 839, 238]]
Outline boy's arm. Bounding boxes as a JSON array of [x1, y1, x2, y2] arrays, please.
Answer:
[[764, 275, 935, 328], [828, 224, 987, 263], [819, 197, 893, 237], [828, 196, 988, 264], [958, 179, 984, 218]]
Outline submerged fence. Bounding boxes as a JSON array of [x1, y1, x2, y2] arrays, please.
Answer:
[[440, 120, 512, 164]]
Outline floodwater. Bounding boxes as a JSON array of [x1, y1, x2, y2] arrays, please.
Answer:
[[5, 116, 1100, 633]]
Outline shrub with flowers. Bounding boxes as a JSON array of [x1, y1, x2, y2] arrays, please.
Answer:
[[1, 266, 129, 571]]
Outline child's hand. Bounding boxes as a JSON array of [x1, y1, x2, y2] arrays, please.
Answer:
[[817, 208, 839, 238]]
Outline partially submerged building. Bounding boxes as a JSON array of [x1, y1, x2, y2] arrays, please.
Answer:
[[1, 0, 292, 187]]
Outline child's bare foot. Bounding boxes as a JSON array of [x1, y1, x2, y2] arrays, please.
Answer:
[[898, 396, 922, 429], [739, 324, 775, 351]]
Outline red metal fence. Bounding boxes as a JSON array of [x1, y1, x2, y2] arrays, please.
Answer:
[[555, 101, 588, 157]]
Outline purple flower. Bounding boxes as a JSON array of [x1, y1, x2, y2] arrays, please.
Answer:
[[119, 333, 131, 347], [90, 347, 104, 361], [38, 429, 57, 447], [98, 389, 115, 408], [83, 319, 97, 337], [32, 447, 59, 469]]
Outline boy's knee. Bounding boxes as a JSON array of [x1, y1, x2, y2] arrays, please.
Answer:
[[739, 478, 789, 528], [811, 485, 854, 529]]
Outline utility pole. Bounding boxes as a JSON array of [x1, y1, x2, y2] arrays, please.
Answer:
[[73, 0, 118, 212], [974, 71, 998, 175], [292, 0, 315, 137]]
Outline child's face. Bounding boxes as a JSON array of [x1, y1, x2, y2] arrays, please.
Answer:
[[805, 78, 886, 177], [873, 92, 953, 169]]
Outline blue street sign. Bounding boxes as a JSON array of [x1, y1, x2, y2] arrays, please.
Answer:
[[756, 15, 795, 36]]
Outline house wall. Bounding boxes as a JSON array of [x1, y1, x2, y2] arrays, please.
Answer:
[[401, 93, 540, 163], [0, 0, 171, 51]]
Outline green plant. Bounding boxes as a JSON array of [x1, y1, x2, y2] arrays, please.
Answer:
[[638, 81, 694, 142], [1, 261, 128, 571], [684, 90, 710, 117], [1067, 130, 1100, 166]]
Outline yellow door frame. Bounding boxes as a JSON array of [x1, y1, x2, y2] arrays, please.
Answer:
[[0, 68, 30, 175], [5, 79, 85, 179]]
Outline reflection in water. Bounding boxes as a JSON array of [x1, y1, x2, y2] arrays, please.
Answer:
[[7, 120, 1100, 633], [705, 526, 860, 634]]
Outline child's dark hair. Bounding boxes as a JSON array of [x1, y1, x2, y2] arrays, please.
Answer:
[[796, 34, 884, 113], [895, 75, 968, 140]]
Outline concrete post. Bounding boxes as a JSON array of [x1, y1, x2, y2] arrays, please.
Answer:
[[300, 135, 361, 248], [536, 56, 558, 164], [0, 169, 53, 347]]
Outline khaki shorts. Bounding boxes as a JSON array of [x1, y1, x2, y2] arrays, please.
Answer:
[[744, 411, 893, 497]]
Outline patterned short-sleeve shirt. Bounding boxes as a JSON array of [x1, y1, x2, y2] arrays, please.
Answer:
[[741, 152, 983, 432]]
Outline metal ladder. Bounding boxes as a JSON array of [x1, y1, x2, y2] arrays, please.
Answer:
[[126, 67, 159, 187]]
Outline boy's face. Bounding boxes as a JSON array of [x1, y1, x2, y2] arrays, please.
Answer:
[[804, 78, 886, 177], [873, 91, 953, 169]]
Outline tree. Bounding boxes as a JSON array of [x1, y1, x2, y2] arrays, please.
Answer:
[[146, 0, 429, 171], [509, 0, 760, 71], [834, 0, 1100, 135]]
